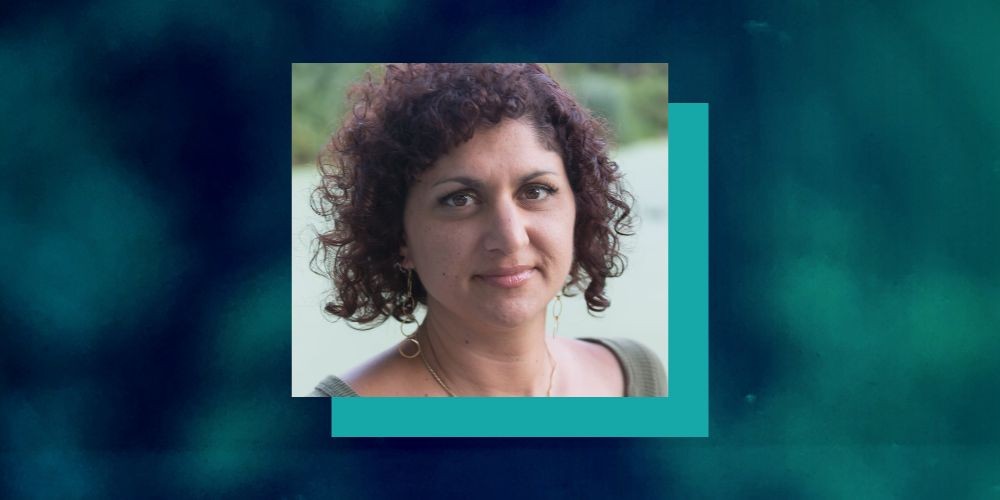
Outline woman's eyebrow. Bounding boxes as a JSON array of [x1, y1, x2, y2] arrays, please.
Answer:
[[518, 169, 556, 183], [431, 170, 556, 188], [432, 176, 483, 189]]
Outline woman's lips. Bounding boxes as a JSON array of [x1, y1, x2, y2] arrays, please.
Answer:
[[476, 267, 536, 288]]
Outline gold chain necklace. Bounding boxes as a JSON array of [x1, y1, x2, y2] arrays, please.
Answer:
[[419, 331, 557, 397]]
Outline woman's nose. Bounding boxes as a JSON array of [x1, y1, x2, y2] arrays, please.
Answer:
[[482, 199, 530, 255]]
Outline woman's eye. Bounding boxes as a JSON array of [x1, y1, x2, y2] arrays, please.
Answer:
[[522, 185, 556, 201], [442, 192, 476, 207]]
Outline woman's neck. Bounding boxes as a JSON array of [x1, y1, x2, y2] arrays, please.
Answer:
[[418, 307, 554, 396]]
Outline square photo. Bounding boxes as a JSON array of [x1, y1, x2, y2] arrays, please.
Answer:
[[292, 63, 669, 399]]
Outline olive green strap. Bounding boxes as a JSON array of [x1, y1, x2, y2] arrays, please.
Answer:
[[310, 375, 360, 397], [580, 337, 667, 396]]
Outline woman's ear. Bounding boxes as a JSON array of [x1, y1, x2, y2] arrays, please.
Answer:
[[399, 231, 413, 269], [399, 245, 413, 269]]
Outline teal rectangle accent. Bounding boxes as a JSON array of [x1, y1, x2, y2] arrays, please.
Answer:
[[331, 103, 708, 437], [667, 103, 709, 436]]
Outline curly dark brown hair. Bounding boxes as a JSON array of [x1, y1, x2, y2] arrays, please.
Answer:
[[311, 63, 634, 327]]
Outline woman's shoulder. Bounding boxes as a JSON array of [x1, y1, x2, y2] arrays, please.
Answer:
[[311, 345, 431, 397], [550, 337, 621, 396], [575, 337, 666, 397]]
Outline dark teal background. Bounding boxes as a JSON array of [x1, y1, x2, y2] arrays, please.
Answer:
[[2, 1, 997, 497]]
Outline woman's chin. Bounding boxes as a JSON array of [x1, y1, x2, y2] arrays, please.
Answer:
[[427, 290, 552, 331], [474, 299, 546, 330]]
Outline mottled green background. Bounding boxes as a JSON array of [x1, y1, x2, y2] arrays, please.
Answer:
[[2, 1, 998, 498]]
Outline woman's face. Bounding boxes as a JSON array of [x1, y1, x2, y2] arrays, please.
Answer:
[[401, 118, 576, 329]]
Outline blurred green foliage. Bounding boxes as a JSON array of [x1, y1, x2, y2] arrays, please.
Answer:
[[550, 63, 669, 146], [291, 63, 667, 166], [292, 63, 375, 166]]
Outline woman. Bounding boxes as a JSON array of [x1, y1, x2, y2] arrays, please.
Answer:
[[309, 63, 665, 397]]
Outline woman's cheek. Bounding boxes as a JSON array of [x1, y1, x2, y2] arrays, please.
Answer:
[[424, 232, 464, 280]]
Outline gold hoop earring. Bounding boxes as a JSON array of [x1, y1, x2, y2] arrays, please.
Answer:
[[398, 334, 421, 359], [397, 268, 421, 359], [551, 293, 562, 338]]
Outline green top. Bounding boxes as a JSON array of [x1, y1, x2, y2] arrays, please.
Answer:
[[309, 337, 666, 397]]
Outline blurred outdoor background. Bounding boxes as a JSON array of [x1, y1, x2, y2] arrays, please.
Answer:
[[2, 2, 998, 498], [292, 63, 669, 395]]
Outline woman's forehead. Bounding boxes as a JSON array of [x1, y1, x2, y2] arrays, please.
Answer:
[[419, 120, 564, 185]]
